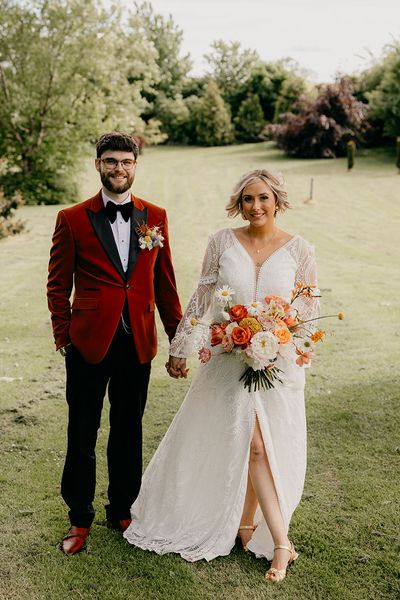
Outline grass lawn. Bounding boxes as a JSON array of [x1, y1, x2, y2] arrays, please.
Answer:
[[0, 142, 399, 600]]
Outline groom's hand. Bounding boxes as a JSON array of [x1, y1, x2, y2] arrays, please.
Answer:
[[166, 356, 188, 379]]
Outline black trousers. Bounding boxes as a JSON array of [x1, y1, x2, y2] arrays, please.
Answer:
[[61, 322, 151, 527]]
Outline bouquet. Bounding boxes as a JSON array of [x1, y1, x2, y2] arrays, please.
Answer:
[[195, 284, 344, 392]]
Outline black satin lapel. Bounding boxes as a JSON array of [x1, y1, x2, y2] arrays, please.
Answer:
[[126, 206, 148, 280], [87, 209, 125, 280]]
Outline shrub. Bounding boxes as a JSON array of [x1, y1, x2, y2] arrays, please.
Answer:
[[0, 188, 25, 239], [269, 77, 368, 158]]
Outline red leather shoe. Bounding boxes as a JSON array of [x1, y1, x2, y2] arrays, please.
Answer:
[[61, 526, 90, 556], [106, 518, 132, 532]]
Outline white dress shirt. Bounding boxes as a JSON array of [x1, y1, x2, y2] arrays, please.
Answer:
[[102, 191, 131, 273]]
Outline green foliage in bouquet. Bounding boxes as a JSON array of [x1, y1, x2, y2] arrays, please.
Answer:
[[240, 365, 283, 393]]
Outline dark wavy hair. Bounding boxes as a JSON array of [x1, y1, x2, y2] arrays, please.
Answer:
[[96, 132, 139, 159]]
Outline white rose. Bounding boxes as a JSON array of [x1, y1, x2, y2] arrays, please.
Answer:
[[250, 331, 279, 362]]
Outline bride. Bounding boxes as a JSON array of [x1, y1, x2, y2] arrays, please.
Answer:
[[124, 169, 320, 583]]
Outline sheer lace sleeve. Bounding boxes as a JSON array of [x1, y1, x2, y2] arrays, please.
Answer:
[[169, 234, 220, 358], [290, 238, 320, 323]]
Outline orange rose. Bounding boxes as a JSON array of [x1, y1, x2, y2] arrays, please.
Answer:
[[275, 327, 292, 344], [231, 326, 252, 346], [229, 304, 248, 322], [210, 324, 226, 346]]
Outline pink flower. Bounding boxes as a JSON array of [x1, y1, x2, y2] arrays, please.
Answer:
[[221, 335, 234, 352], [198, 347, 212, 363], [258, 313, 276, 331], [295, 348, 314, 366], [265, 295, 290, 311]]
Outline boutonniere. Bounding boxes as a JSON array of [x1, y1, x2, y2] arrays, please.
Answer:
[[135, 221, 164, 250]]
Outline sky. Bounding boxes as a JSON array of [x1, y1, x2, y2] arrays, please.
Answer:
[[122, 0, 400, 82]]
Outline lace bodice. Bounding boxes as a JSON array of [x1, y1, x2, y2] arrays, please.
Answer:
[[170, 228, 320, 358]]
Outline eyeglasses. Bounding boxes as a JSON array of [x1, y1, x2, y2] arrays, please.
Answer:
[[100, 158, 137, 169]]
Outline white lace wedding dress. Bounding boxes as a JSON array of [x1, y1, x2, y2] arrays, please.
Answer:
[[124, 228, 319, 561]]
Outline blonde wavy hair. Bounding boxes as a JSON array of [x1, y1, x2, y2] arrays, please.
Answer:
[[225, 169, 290, 218]]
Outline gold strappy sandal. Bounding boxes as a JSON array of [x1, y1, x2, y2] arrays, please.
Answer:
[[237, 524, 257, 552], [265, 541, 299, 583]]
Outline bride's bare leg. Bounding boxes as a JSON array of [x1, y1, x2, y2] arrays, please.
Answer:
[[238, 474, 258, 547], [248, 418, 291, 571]]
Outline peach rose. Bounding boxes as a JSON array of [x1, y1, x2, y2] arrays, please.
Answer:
[[275, 327, 292, 344], [229, 304, 248, 322], [265, 295, 290, 311], [221, 335, 234, 352], [210, 324, 226, 346], [231, 326, 252, 346]]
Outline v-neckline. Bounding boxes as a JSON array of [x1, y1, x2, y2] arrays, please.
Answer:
[[229, 228, 297, 271]]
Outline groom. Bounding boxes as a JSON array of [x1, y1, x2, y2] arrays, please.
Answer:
[[47, 132, 185, 555]]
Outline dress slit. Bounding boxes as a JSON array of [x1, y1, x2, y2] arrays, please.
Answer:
[[244, 408, 289, 549]]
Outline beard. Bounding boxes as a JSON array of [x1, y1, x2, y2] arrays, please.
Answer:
[[100, 170, 134, 195]]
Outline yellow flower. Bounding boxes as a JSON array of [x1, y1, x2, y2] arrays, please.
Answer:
[[239, 317, 262, 334], [146, 230, 152, 236], [144, 235, 151, 243], [337, 312, 345, 320]]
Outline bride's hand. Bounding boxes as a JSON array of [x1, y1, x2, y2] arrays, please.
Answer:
[[166, 356, 189, 379]]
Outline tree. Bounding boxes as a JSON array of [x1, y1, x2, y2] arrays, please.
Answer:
[[0, 0, 158, 204], [194, 81, 234, 146], [127, 2, 193, 143], [234, 94, 265, 142], [258, 59, 307, 122], [180, 95, 203, 145], [366, 43, 400, 138], [152, 93, 191, 143], [132, 2, 192, 98], [273, 74, 308, 121], [269, 77, 367, 158], [204, 41, 261, 110], [240, 63, 274, 121], [205, 46, 309, 129]]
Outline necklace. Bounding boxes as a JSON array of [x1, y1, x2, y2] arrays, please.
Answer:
[[247, 227, 278, 267], [247, 227, 277, 253]]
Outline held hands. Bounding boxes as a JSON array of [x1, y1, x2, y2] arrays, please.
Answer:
[[165, 355, 189, 379]]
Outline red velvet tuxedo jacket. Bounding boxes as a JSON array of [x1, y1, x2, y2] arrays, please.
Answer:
[[47, 191, 182, 364]]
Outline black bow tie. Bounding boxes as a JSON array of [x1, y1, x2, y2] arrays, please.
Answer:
[[105, 201, 133, 224]]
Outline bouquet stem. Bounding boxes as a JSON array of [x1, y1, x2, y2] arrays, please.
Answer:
[[239, 366, 283, 393]]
